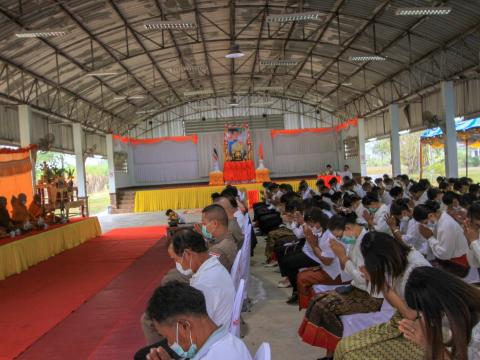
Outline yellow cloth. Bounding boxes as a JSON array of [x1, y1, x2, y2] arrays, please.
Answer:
[[0, 217, 101, 280], [135, 179, 318, 212]]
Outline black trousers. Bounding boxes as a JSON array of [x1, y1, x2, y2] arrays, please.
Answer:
[[279, 251, 319, 293], [275, 239, 305, 277]]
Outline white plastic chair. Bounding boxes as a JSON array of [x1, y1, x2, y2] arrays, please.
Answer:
[[254, 342, 271, 360], [240, 223, 252, 299], [230, 249, 243, 291], [340, 299, 395, 337], [229, 278, 245, 337]]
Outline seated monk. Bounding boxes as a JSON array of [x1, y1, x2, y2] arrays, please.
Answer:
[[0, 196, 13, 236], [11, 194, 33, 231], [28, 194, 48, 226]]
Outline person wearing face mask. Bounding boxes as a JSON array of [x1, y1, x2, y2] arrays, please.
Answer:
[[462, 201, 480, 268], [198, 204, 238, 272], [333, 232, 431, 360], [277, 207, 328, 304], [418, 193, 473, 279], [386, 199, 413, 243], [398, 267, 480, 360], [298, 213, 383, 360], [361, 192, 392, 235], [297, 213, 349, 310], [139, 229, 235, 349], [144, 282, 252, 360]]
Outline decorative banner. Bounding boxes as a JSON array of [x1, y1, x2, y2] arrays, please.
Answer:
[[270, 117, 358, 138], [258, 142, 264, 160], [113, 134, 198, 145], [224, 124, 253, 162]]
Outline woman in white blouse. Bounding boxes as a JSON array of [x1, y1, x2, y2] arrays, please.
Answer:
[[399, 267, 480, 360]]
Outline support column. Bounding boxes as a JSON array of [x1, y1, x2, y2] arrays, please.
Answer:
[[442, 81, 458, 178], [105, 134, 117, 208], [72, 123, 87, 198], [18, 105, 35, 187], [18, 104, 32, 146], [389, 104, 401, 176], [358, 118, 367, 176]]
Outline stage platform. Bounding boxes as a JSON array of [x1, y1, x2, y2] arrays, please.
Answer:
[[0, 217, 101, 280], [134, 178, 318, 212]]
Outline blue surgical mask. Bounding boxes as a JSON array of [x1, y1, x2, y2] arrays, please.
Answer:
[[341, 235, 356, 245], [201, 223, 213, 240], [170, 322, 197, 359]]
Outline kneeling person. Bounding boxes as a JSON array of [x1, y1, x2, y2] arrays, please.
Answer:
[[145, 282, 252, 360]]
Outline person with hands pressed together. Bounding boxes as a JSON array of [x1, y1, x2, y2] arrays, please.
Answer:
[[333, 231, 430, 360], [298, 214, 383, 360], [144, 282, 252, 360], [463, 201, 480, 268], [399, 267, 480, 360], [361, 192, 391, 235]]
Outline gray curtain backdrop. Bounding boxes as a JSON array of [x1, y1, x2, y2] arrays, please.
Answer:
[[114, 129, 340, 187]]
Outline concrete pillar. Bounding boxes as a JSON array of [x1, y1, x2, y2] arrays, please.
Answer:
[[389, 104, 401, 176], [357, 118, 367, 176], [105, 134, 117, 208], [441, 81, 458, 178], [72, 123, 87, 197], [18, 104, 32, 146]]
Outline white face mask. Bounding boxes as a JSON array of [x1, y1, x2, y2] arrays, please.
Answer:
[[311, 226, 322, 236], [176, 253, 193, 276], [401, 216, 410, 222]]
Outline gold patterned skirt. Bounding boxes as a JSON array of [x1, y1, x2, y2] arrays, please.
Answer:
[[334, 313, 424, 360]]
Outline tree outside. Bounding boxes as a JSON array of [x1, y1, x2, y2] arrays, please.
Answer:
[[366, 130, 480, 183], [35, 151, 110, 215]]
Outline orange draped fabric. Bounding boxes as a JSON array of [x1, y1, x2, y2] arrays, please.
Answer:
[[317, 175, 342, 188], [113, 134, 198, 145], [0, 146, 34, 213], [223, 160, 256, 182], [270, 118, 358, 138]]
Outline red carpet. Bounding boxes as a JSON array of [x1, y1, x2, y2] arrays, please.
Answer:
[[0, 226, 167, 360]]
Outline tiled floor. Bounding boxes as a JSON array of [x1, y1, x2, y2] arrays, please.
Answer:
[[97, 211, 323, 360]]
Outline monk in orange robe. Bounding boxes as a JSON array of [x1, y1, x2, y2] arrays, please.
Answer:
[[28, 194, 46, 222], [11, 194, 33, 229]]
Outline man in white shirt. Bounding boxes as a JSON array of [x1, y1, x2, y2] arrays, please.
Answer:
[[141, 229, 235, 345], [145, 282, 252, 360]]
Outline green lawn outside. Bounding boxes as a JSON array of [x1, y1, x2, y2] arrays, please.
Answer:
[[88, 190, 110, 215]]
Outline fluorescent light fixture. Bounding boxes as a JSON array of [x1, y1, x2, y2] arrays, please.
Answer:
[[85, 71, 118, 77], [324, 82, 352, 87], [250, 101, 275, 106], [183, 89, 214, 96], [267, 11, 321, 23], [225, 44, 244, 59], [144, 21, 196, 30], [15, 30, 66, 38], [113, 95, 145, 100], [136, 109, 160, 115], [171, 64, 206, 73], [255, 86, 284, 92], [260, 59, 298, 66], [395, 6, 452, 16], [399, 129, 410, 135], [368, 137, 378, 142], [350, 55, 386, 62]]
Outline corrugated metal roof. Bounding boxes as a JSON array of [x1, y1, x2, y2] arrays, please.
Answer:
[[0, 0, 477, 133]]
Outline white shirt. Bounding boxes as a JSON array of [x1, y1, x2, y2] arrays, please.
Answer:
[[354, 204, 368, 225], [286, 221, 304, 239], [382, 192, 393, 206], [190, 256, 235, 328], [193, 325, 252, 360], [467, 239, 480, 268], [427, 211, 469, 260], [322, 209, 334, 218], [414, 191, 428, 206], [373, 204, 392, 236], [343, 228, 380, 296], [302, 187, 314, 200], [402, 219, 429, 256], [354, 184, 366, 198], [233, 210, 246, 233], [391, 249, 431, 299], [302, 229, 342, 280]]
